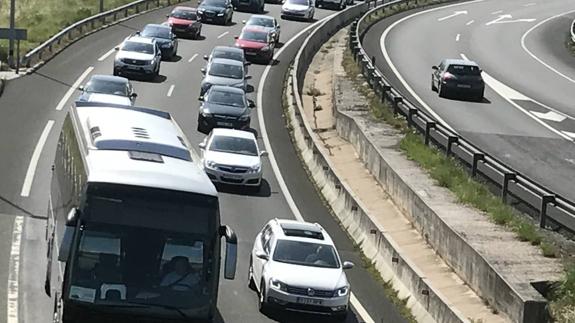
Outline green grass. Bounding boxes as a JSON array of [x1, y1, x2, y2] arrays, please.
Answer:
[[0, 0, 136, 61], [550, 265, 575, 323]]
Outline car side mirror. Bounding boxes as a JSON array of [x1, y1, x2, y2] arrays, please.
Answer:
[[244, 61, 251, 66], [114, 46, 120, 51], [255, 251, 269, 261], [432, 66, 438, 70], [478, 69, 483, 73], [220, 225, 237, 279], [199, 142, 206, 149], [198, 95, 204, 101], [130, 93, 138, 98], [342, 261, 354, 270], [201, 68, 206, 74], [248, 99, 255, 108], [234, 35, 239, 39], [166, 14, 170, 17], [245, 75, 252, 80], [203, 54, 209, 60], [66, 208, 80, 227], [78, 85, 85, 91], [135, 31, 141, 35], [260, 150, 268, 157], [242, 20, 246, 24]]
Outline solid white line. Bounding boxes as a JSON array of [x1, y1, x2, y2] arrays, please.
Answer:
[[456, 33, 461, 41], [466, 19, 475, 25], [217, 31, 229, 39], [491, 10, 503, 14], [188, 53, 199, 62], [55, 66, 94, 111], [524, 3, 536, 7], [97, 47, 116, 61], [167, 84, 175, 97], [521, 9, 575, 85], [6, 215, 22, 323], [257, 10, 375, 323], [20, 120, 55, 197]]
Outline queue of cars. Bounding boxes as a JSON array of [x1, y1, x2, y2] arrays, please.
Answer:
[[76, 2, 357, 320]]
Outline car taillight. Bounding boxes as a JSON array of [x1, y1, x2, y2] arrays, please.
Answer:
[[443, 72, 455, 81]]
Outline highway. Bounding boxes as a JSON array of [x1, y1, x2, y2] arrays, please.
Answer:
[[0, 1, 409, 323], [362, 0, 575, 202]]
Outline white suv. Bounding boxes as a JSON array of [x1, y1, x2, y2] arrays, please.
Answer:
[[113, 35, 162, 80], [249, 219, 353, 320]]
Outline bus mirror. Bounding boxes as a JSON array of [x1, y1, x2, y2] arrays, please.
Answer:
[[58, 226, 75, 262], [220, 225, 237, 280], [66, 208, 79, 227]]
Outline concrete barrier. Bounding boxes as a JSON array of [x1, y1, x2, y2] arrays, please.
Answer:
[[0, 77, 5, 97]]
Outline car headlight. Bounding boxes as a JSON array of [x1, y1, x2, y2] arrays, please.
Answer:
[[270, 278, 287, 292], [334, 286, 349, 297], [217, 12, 224, 16], [205, 160, 216, 169], [248, 164, 261, 173]]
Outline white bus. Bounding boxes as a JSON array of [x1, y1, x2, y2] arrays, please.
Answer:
[[45, 101, 237, 323]]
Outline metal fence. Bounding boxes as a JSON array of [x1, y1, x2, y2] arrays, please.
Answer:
[[21, 0, 185, 68], [350, 0, 575, 233], [571, 19, 575, 43]]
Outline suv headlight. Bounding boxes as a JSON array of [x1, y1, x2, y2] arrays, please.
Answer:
[[205, 160, 217, 169], [270, 278, 287, 292], [334, 286, 349, 297], [248, 164, 261, 173]]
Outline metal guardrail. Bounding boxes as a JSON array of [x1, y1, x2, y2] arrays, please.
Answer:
[[350, 0, 575, 233], [571, 19, 575, 43], [21, 0, 185, 68]]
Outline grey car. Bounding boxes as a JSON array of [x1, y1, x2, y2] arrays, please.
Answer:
[[139, 24, 178, 60], [78, 75, 137, 106], [204, 46, 251, 74], [200, 58, 251, 95], [197, 85, 255, 133], [432, 59, 485, 101]]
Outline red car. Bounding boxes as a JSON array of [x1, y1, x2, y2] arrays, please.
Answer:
[[234, 26, 275, 64], [166, 6, 202, 39]]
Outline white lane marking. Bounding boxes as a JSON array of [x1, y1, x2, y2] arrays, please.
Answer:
[[486, 14, 535, 26], [524, 3, 536, 7], [55, 66, 94, 111], [7, 215, 22, 323], [257, 11, 375, 323], [491, 10, 503, 14], [437, 10, 468, 21], [20, 120, 56, 197], [380, 1, 488, 132], [456, 33, 461, 41], [217, 31, 229, 39], [521, 9, 575, 85], [466, 19, 475, 25], [98, 47, 116, 61], [460, 53, 573, 141], [167, 84, 175, 97], [562, 131, 575, 139], [188, 53, 199, 62], [530, 110, 566, 122]]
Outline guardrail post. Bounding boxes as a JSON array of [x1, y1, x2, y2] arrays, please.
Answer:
[[392, 97, 402, 115], [471, 152, 484, 177], [407, 107, 417, 128], [446, 136, 458, 156], [381, 84, 390, 104], [501, 172, 516, 203], [539, 195, 555, 228], [424, 121, 435, 146]]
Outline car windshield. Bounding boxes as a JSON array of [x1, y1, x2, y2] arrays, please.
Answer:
[[122, 41, 154, 54], [85, 79, 128, 96], [209, 135, 258, 156], [241, 31, 268, 43], [247, 17, 274, 27], [202, 0, 226, 7], [208, 90, 245, 107], [170, 9, 197, 20], [273, 240, 340, 269], [141, 26, 171, 39], [446, 64, 481, 76], [289, 0, 309, 5], [208, 62, 243, 79], [213, 49, 243, 62]]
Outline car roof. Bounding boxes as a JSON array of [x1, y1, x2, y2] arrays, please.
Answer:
[[208, 85, 245, 94], [125, 35, 155, 44], [442, 58, 479, 67], [270, 219, 334, 245], [88, 74, 129, 84], [143, 23, 171, 30], [211, 128, 256, 140], [213, 46, 244, 54], [249, 15, 274, 20], [173, 6, 196, 11], [211, 57, 244, 66]]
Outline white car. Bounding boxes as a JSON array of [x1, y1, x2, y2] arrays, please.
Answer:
[[113, 35, 162, 80], [199, 128, 267, 190], [281, 0, 314, 21], [249, 219, 353, 320]]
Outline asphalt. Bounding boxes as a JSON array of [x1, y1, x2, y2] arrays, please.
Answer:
[[0, 1, 407, 323], [362, 0, 575, 202]]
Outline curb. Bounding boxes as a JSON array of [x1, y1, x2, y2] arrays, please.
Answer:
[[0, 77, 5, 97]]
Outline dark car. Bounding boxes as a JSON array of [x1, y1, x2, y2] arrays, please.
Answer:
[[232, 0, 265, 13], [197, 0, 234, 25], [78, 75, 137, 106], [234, 26, 275, 63], [316, 0, 352, 10], [432, 59, 485, 101], [165, 6, 202, 39], [139, 24, 178, 60], [197, 85, 255, 133]]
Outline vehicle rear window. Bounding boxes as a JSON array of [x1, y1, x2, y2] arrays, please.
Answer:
[[171, 9, 197, 20], [447, 64, 481, 76]]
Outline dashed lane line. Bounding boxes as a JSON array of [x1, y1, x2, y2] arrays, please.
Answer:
[[189, 53, 199, 63]]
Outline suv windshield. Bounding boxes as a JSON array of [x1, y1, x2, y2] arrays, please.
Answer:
[[209, 135, 257, 156], [208, 63, 243, 79], [202, 0, 227, 7], [241, 31, 268, 43], [85, 80, 128, 96], [122, 41, 154, 54], [247, 17, 274, 27], [208, 90, 245, 107], [170, 10, 197, 20], [273, 240, 340, 268], [141, 26, 171, 39], [446, 64, 481, 76]]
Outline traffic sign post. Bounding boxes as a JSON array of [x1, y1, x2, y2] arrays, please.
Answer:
[[0, 28, 27, 74]]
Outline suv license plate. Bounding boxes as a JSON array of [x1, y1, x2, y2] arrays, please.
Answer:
[[296, 297, 323, 305], [457, 84, 471, 88]]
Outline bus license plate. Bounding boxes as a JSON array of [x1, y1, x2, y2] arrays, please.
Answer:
[[296, 297, 323, 305]]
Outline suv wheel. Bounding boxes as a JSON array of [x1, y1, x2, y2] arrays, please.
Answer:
[[258, 280, 269, 313], [248, 257, 256, 290]]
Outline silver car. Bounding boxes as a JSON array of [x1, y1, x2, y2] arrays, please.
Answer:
[[203, 46, 250, 74], [281, 0, 315, 21], [113, 35, 162, 80], [200, 58, 250, 95]]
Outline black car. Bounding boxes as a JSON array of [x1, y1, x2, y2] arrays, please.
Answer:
[[232, 0, 265, 13], [139, 24, 178, 60], [197, 85, 255, 133], [432, 59, 485, 101], [197, 0, 234, 25]]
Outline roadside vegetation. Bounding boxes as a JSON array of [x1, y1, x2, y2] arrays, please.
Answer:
[[0, 0, 134, 61], [342, 35, 575, 322]]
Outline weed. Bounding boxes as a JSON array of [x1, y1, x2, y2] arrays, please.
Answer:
[[306, 87, 324, 96], [541, 242, 558, 258]]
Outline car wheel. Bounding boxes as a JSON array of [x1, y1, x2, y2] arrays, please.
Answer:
[[475, 90, 484, 102], [248, 257, 257, 290], [258, 280, 269, 313]]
